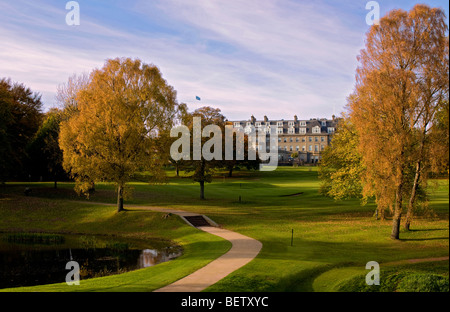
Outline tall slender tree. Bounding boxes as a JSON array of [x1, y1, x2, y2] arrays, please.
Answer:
[[348, 4, 448, 239]]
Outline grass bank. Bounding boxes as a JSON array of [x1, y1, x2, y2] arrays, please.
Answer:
[[0, 196, 231, 292]]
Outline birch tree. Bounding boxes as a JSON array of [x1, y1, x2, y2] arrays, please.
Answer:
[[349, 4, 448, 239]]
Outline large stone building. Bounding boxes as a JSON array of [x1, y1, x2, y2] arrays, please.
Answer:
[[228, 115, 339, 164]]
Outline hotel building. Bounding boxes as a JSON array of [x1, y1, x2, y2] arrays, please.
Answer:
[[228, 115, 339, 164]]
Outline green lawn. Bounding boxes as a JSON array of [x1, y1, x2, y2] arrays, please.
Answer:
[[0, 167, 448, 292]]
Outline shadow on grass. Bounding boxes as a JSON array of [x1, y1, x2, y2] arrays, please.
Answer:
[[408, 228, 448, 232], [400, 237, 449, 242]]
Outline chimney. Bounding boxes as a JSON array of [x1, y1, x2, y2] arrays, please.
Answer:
[[332, 114, 336, 120], [264, 115, 268, 122], [251, 115, 256, 123], [294, 115, 298, 122]]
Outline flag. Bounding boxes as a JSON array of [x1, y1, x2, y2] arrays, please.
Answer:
[[196, 96, 201, 101]]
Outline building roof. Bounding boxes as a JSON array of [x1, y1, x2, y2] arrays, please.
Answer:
[[229, 116, 338, 135]]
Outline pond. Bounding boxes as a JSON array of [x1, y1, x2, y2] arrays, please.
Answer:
[[0, 233, 183, 289]]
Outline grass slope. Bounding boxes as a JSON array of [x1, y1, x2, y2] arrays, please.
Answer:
[[0, 167, 448, 292]]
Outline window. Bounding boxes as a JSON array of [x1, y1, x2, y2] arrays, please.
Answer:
[[312, 126, 321, 134], [300, 121, 306, 126], [302, 145, 306, 151], [296, 146, 299, 151], [299, 128, 306, 134], [321, 136, 325, 142], [321, 145, 325, 151], [278, 137, 282, 142], [290, 146, 293, 151], [289, 137, 293, 142], [302, 138, 305, 142], [255, 122, 261, 127], [288, 121, 295, 127], [315, 145, 319, 152], [327, 127, 335, 133], [296, 137, 299, 142], [309, 137, 313, 142], [277, 121, 283, 127], [309, 145, 313, 151], [321, 120, 327, 127], [277, 128, 283, 134], [284, 138, 287, 143], [288, 128, 295, 134], [234, 122, 241, 128]]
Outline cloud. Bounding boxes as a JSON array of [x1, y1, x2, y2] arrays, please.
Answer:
[[0, 0, 366, 119], [139, 0, 363, 118]]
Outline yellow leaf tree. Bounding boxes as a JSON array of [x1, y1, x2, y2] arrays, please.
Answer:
[[59, 58, 183, 212], [349, 5, 448, 239]]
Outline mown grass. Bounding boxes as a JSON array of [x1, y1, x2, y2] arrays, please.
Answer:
[[0, 167, 448, 292]]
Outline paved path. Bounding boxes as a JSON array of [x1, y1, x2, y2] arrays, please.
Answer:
[[74, 201, 263, 291], [126, 205, 263, 292]]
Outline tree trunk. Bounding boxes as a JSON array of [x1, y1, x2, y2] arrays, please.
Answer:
[[228, 166, 233, 178], [117, 184, 124, 212], [200, 181, 205, 200], [391, 182, 404, 240], [405, 160, 421, 231], [391, 211, 402, 240], [176, 165, 179, 177]]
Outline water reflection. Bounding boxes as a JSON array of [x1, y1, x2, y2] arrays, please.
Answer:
[[138, 248, 182, 268], [0, 234, 183, 289]]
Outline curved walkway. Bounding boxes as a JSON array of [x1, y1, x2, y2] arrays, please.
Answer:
[[128, 205, 263, 292]]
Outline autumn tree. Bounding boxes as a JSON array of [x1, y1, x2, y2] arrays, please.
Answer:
[[429, 99, 449, 175], [348, 5, 448, 239], [59, 58, 183, 212]]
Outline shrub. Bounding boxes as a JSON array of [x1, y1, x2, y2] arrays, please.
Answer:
[[397, 274, 449, 292]]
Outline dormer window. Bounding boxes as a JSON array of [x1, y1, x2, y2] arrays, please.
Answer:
[[277, 121, 283, 127], [312, 126, 321, 134], [300, 121, 306, 126], [234, 122, 241, 128], [327, 127, 335, 133]]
